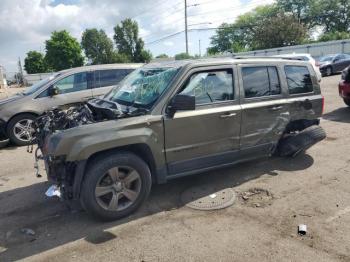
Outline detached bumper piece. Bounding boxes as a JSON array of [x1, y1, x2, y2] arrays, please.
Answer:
[[45, 185, 62, 198], [277, 125, 326, 157]]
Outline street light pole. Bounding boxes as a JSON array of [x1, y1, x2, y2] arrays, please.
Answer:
[[199, 40, 201, 57], [185, 0, 188, 54]]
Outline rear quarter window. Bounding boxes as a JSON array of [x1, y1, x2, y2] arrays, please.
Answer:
[[284, 65, 313, 94], [95, 69, 134, 88]]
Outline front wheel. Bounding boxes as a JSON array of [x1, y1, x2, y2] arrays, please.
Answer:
[[80, 152, 152, 221], [7, 113, 37, 146], [325, 66, 333, 77], [343, 98, 350, 107]]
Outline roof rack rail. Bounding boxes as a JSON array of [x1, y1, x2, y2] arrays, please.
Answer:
[[233, 55, 303, 61]]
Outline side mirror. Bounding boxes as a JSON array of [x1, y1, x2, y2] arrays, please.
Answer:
[[167, 94, 195, 117], [49, 86, 59, 97]]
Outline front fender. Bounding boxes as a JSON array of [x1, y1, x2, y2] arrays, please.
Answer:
[[68, 127, 163, 163], [50, 115, 165, 168]]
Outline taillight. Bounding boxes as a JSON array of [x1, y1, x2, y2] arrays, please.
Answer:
[[322, 95, 325, 115]]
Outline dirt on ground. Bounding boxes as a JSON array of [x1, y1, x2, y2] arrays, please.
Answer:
[[0, 75, 350, 262]]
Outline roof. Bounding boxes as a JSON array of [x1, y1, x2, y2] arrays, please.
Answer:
[[58, 63, 143, 74], [144, 56, 308, 69]]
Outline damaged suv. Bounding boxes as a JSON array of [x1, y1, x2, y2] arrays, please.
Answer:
[[34, 57, 326, 220]]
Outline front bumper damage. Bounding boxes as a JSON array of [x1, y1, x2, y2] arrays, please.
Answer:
[[41, 154, 87, 202]]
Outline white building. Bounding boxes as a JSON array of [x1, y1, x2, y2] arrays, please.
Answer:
[[0, 66, 7, 89]]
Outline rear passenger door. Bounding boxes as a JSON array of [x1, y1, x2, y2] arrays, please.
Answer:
[[92, 69, 134, 97], [239, 65, 290, 154]]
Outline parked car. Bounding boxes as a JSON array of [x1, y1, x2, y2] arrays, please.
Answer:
[[35, 57, 325, 220], [338, 66, 350, 106], [317, 54, 350, 77], [0, 64, 142, 146], [274, 53, 322, 82]]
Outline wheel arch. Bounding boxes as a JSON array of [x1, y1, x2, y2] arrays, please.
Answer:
[[72, 143, 158, 199], [6, 111, 39, 130], [283, 119, 320, 134]]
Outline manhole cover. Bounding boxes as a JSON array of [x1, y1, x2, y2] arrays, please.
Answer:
[[181, 186, 236, 210]]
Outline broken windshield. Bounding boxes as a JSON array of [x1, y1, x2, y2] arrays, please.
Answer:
[[105, 67, 180, 108]]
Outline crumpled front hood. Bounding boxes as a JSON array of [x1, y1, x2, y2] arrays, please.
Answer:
[[0, 94, 24, 106]]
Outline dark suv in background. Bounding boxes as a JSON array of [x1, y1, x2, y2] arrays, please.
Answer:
[[0, 63, 141, 146], [318, 54, 350, 77]]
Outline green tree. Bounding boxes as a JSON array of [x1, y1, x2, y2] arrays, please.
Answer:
[[45, 30, 84, 71], [208, 4, 305, 53], [24, 51, 47, 74], [113, 18, 152, 63], [155, 54, 169, 58], [318, 31, 350, 41], [174, 53, 193, 60], [252, 14, 307, 49], [316, 0, 350, 33], [81, 28, 115, 64], [276, 0, 317, 28]]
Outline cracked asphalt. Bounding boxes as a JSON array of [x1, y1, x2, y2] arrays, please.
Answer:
[[0, 75, 350, 261]]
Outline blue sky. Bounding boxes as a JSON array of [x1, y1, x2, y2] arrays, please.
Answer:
[[0, 0, 274, 73]]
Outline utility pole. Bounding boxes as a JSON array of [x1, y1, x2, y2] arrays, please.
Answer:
[[199, 40, 201, 57], [184, 0, 188, 54]]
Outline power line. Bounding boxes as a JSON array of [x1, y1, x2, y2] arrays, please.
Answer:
[[143, 0, 272, 45], [129, 0, 183, 20]]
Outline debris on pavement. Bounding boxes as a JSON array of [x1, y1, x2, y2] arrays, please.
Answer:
[[20, 228, 36, 236], [241, 188, 273, 208], [298, 224, 307, 235]]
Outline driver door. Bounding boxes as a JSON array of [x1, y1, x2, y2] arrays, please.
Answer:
[[163, 66, 241, 176]]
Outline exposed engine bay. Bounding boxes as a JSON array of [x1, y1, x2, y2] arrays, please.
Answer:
[[33, 98, 148, 149]]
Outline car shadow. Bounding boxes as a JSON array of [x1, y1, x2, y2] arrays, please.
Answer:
[[0, 154, 314, 261], [322, 107, 350, 123]]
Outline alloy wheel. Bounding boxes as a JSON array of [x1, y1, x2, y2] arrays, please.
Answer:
[[326, 67, 332, 76], [13, 119, 35, 143], [95, 166, 141, 211]]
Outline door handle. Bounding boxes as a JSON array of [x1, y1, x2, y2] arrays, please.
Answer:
[[269, 105, 283, 111], [220, 112, 237, 118]]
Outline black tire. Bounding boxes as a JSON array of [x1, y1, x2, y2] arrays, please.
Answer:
[[344, 98, 350, 107], [80, 152, 152, 221], [7, 113, 37, 146], [325, 66, 333, 77], [0, 138, 9, 149], [278, 125, 326, 157]]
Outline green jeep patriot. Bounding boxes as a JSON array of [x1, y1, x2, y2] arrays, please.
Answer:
[[34, 57, 326, 220]]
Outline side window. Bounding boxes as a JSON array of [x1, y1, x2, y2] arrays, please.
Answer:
[[54, 72, 88, 94], [180, 69, 234, 105], [96, 69, 132, 88], [242, 66, 281, 98], [285, 66, 313, 94]]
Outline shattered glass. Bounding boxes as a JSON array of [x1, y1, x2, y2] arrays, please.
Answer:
[[105, 67, 179, 107]]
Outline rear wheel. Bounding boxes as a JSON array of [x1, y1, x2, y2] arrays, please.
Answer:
[[343, 98, 350, 107], [80, 152, 152, 221], [7, 113, 37, 146], [278, 125, 326, 157], [325, 66, 333, 77]]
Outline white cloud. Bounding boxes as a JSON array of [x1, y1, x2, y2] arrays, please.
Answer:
[[0, 0, 275, 71], [163, 41, 174, 46]]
